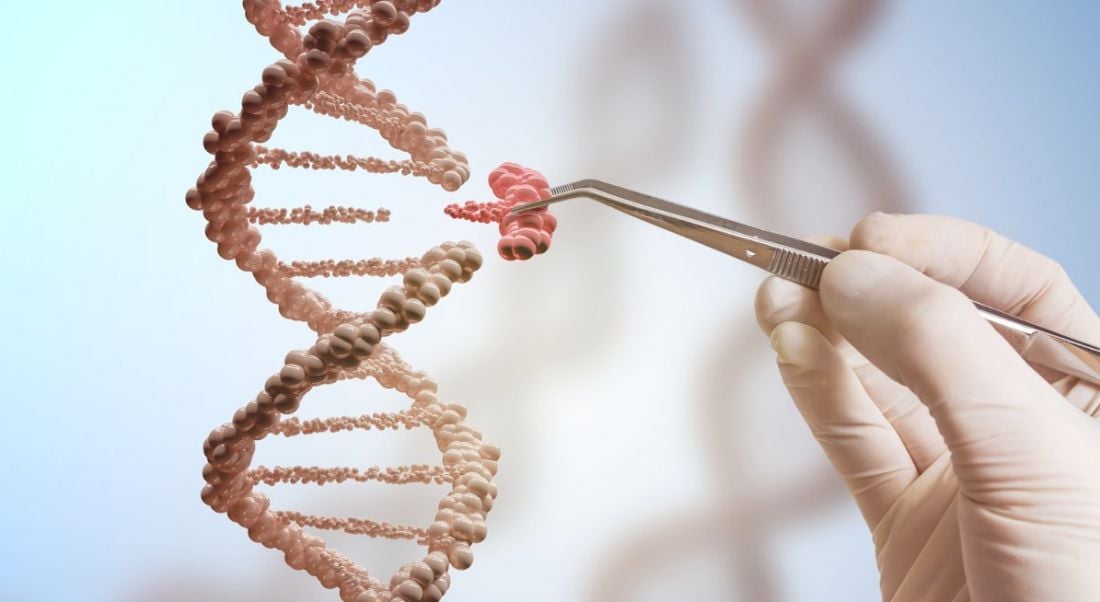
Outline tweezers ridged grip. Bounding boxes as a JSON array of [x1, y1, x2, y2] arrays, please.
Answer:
[[767, 248, 828, 289]]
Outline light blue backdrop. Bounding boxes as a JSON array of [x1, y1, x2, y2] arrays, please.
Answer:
[[0, 2, 1096, 601]]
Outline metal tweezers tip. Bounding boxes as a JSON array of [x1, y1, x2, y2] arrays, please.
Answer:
[[548, 182, 576, 196]]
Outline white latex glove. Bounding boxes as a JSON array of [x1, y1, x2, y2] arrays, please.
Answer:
[[754, 214, 1100, 602]]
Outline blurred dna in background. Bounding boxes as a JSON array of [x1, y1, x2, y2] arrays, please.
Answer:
[[585, 0, 912, 599]]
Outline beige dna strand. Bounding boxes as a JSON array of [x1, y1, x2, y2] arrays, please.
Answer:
[[185, 2, 502, 600]]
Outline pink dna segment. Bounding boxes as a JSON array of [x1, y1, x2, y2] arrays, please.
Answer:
[[186, 2, 505, 601], [443, 163, 558, 261]]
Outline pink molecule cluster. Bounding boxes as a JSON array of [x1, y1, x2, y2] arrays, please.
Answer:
[[443, 163, 558, 261]]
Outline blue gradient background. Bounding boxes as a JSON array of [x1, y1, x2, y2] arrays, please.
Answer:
[[1, 2, 1097, 601]]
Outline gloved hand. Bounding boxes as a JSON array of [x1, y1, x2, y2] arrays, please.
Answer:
[[754, 213, 1100, 601]]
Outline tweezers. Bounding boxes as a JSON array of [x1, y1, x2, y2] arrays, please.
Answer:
[[511, 178, 1100, 387]]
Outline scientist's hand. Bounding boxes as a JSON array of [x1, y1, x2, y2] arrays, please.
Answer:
[[755, 214, 1100, 602]]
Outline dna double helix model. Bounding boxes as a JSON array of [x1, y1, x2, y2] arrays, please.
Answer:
[[186, 2, 556, 600]]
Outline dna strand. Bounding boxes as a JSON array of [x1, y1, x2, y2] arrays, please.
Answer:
[[186, 2, 508, 600], [571, 0, 697, 182], [735, 0, 907, 225], [587, 0, 912, 599]]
